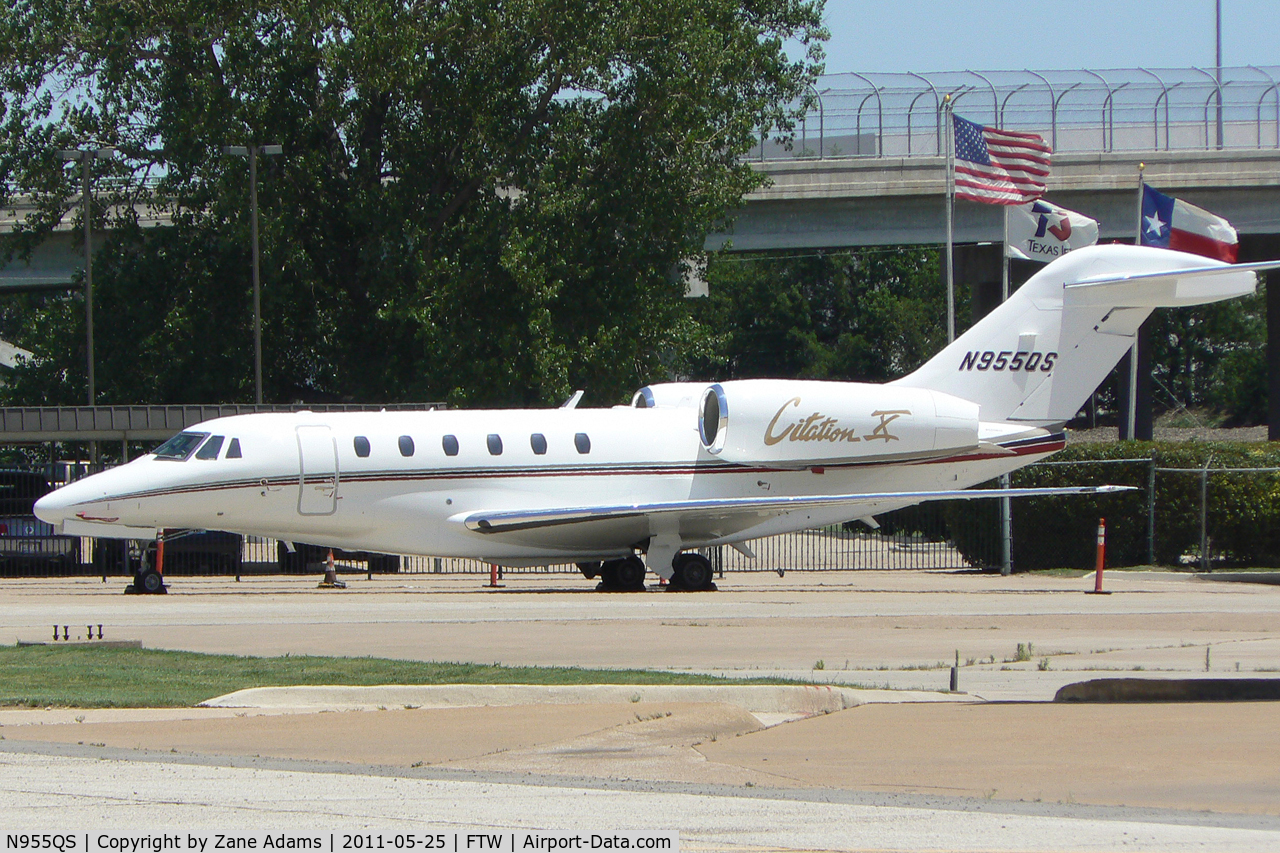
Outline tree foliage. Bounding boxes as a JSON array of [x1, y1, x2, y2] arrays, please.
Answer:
[[691, 246, 952, 382], [1147, 289, 1268, 425], [0, 0, 825, 406]]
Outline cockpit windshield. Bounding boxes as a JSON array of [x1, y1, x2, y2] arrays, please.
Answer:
[[152, 431, 210, 461], [195, 435, 225, 460]]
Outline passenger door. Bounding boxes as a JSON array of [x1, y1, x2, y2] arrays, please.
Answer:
[[296, 425, 338, 515]]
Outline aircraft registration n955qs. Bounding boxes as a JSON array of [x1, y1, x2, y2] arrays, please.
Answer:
[[34, 245, 1276, 591]]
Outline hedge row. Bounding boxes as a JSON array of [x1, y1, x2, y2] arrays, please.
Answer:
[[926, 441, 1280, 571]]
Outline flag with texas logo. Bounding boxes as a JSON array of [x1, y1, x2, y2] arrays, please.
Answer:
[[1005, 199, 1099, 262], [1140, 184, 1238, 262]]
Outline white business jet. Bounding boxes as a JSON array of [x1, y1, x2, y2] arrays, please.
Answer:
[[34, 245, 1271, 590]]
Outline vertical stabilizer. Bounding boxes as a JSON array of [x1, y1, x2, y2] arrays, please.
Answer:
[[891, 245, 1261, 425]]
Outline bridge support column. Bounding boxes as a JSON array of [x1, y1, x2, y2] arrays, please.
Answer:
[[1117, 323, 1153, 441]]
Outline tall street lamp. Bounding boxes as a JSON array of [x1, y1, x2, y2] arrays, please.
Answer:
[[57, 145, 116, 408], [224, 144, 282, 404]]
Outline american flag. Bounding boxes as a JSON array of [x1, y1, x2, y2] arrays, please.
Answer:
[[951, 113, 1051, 205]]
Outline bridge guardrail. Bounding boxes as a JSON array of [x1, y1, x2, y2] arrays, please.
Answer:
[[758, 66, 1280, 162]]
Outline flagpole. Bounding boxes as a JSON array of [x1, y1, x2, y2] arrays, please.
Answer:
[[1127, 163, 1145, 440], [999, 202, 1012, 575], [1001, 206, 1010, 302], [1135, 162, 1145, 244], [944, 95, 955, 343]]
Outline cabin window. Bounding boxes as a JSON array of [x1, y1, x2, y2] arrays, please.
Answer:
[[354, 436, 370, 458], [226, 438, 243, 459], [530, 433, 547, 455], [398, 435, 415, 457], [195, 435, 225, 460], [487, 434, 503, 455], [442, 435, 459, 456], [574, 433, 591, 454], [153, 432, 209, 461]]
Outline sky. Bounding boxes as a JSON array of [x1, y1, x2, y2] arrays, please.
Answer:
[[818, 0, 1280, 75]]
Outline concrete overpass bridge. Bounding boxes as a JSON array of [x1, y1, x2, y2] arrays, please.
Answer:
[[713, 66, 1280, 250], [713, 149, 1280, 251]]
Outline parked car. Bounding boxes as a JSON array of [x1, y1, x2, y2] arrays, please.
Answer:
[[0, 470, 81, 574]]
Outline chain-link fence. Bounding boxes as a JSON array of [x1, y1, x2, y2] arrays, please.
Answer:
[[2, 456, 1274, 578]]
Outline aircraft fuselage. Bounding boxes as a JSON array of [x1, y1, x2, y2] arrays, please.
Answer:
[[36, 404, 1059, 565]]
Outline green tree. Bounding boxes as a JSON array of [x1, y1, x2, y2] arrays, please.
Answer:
[[1146, 288, 1268, 425], [0, 0, 826, 406], [692, 246, 951, 382]]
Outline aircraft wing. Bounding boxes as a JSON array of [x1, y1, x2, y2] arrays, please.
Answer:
[[461, 485, 1133, 537]]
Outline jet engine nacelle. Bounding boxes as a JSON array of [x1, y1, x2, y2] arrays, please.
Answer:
[[697, 379, 980, 467], [631, 382, 708, 409]]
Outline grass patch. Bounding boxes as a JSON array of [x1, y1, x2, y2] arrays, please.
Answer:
[[0, 645, 798, 709]]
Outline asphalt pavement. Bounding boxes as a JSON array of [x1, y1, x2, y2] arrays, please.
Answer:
[[2, 569, 1279, 851]]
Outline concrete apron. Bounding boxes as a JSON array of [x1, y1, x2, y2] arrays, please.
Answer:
[[199, 683, 974, 726]]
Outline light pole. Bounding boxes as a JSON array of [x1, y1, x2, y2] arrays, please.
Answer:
[[1215, 0, 1224, 150], [57, 145, 115, 408], [224, 144, 282, 404]]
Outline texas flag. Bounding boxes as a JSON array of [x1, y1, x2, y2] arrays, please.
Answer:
[[1140, 184, 1238, 262]]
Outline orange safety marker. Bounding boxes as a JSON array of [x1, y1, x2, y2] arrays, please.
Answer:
[[319, 547, 346, 588], [155, 530, 165, 577], [487, 563, 505, 588], [1088, 517, 1112, 595]]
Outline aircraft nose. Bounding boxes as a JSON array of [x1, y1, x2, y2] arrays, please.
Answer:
[[33, 489, 70, 525], [34, 476, 110, 525]]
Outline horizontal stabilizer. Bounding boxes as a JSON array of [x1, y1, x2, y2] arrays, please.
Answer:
[[1063, 259, 1278, 308], [462, 485, 1134, 535]]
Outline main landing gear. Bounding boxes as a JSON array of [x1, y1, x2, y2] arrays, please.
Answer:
[[670, 552, 716, 592], [577, 556, 646, 591], [576, 551, 717, 592]]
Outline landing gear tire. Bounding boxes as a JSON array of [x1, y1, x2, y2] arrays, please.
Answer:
[[597, 556, 646, 591], [577, 561, 602, 580], [137, 569, 166, 594], [670, 552, 716, 592]]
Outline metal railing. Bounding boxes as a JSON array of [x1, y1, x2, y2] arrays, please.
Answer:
[[5, 454, 1277, 579], [759, 66, 1280, 161]]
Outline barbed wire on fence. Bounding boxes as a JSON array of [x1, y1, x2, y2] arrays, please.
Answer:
[[759, 66, 1280, 161]]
